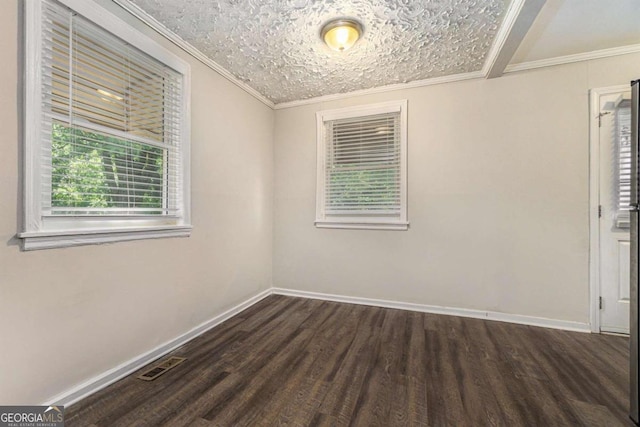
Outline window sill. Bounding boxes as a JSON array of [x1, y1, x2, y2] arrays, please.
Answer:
[[315, 221, 409, 231], [18, 225, 192, 251]]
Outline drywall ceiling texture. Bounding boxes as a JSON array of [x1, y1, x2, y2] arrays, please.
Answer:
[[130, 0, 510, 104]]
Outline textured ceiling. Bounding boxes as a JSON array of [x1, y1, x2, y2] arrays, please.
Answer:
[[130, 0, 510, 104]]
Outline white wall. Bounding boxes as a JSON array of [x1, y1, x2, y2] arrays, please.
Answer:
[[273, 53, 640, 325], [0, 1, 274, 404]]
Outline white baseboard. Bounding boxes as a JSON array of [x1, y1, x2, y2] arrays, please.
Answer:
[[44, 288, 272, 407], [271, 287, 591, 333], [45, 285, 591, 407]]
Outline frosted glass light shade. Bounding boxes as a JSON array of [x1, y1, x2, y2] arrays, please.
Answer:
[[321, 19, 363, 52]]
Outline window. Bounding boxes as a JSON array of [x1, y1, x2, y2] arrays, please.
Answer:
[[315, 100, 408, 230], [615, 99, 632, 228], [21, 0, 191, 250]]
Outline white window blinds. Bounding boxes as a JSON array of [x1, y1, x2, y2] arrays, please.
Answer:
[[41, 0, 183, 216], [315, 100, 408, 230], [325, 113, 401, 215], [616, 100, 632, 227]]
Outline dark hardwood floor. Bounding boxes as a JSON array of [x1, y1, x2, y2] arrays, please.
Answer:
[[66, 295, 631, 426]]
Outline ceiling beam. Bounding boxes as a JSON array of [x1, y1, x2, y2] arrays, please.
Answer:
[[483, 0, 547, 79]]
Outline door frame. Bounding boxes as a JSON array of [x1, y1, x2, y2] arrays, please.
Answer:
[[589, 84, 631, 333]]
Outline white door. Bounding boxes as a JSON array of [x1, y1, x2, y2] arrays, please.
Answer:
[[599, 88, 632, 334]]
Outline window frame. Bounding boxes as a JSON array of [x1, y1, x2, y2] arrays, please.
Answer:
[[21, 0, 191, 250], [315, 100, 408, 230]]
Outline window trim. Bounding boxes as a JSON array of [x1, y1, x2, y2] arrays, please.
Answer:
[[20, 0, 191, 250], [315, 100, 408, 231]]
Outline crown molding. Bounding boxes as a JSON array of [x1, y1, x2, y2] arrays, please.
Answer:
[[482, 0, 546, 78], [111, 0, 275, 109], [504, 44, 640, 74], [273, 71, 484, 110], [274, 41, 640, 109]]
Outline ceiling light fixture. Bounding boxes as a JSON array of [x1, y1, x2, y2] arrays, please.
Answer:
[[321, 18, 363, 52]]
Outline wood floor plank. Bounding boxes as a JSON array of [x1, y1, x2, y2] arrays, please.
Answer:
[[465, 320, 532, 426], [348, 309, 407, 426], [264, 306, 366, 426], [497, 323, 588, 426], [66, 296, 632, 427], [527, 326, 629, 425], [227, 305, 360, 426], [204, 329, 316, 426], [423, 316, 472, 426], [316, 306, 387, 425], [447, 316, 505, 425], [309, 412, 339, 427], [390, 312, 428, 426], [455, 317, 510, 426], [569, 398, 628, 427]]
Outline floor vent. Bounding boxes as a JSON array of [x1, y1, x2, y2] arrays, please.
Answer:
[[137, 356, 186, 381]]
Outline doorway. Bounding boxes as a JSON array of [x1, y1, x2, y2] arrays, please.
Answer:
[[590, 85, 632, 334]]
